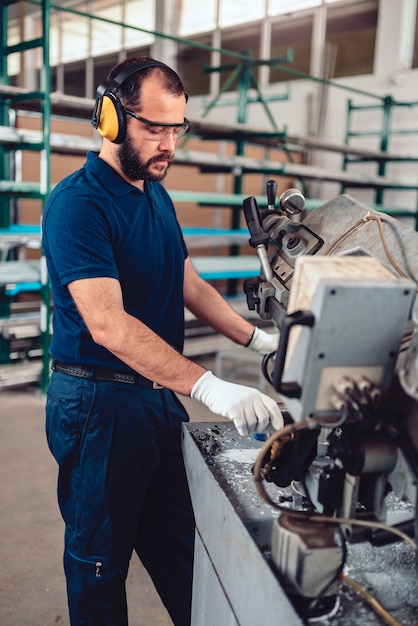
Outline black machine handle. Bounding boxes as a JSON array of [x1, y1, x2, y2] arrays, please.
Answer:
[[266, 179, 277, 209], [243, 196, 270, 249], [272, 309, 315, 398]]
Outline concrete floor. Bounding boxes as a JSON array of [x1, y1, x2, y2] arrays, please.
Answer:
[[0, 383, 220, 626]]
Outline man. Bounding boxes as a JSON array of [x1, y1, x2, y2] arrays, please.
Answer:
[[42, 56, 283, 626]]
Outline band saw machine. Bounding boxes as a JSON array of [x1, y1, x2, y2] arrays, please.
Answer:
[[240, 182, 418, 619]]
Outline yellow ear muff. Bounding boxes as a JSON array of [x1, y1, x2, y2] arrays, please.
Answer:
[[97, 93, 126, 144], [92, 60, 176, 143]]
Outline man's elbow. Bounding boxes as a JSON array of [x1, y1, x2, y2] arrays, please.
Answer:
[[88, 321, 118, 352]]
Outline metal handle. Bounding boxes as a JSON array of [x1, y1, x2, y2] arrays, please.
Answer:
[[243, 196, 269, 247], [266, 179, 277, 210], [272, 309, 315, 397]]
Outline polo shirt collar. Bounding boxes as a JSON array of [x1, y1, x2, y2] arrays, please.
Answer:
[[86, 151, 145, 197]]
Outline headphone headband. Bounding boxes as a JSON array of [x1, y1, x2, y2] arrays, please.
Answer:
[[94, 60, 174, 99], [111, 60, 173, 88]]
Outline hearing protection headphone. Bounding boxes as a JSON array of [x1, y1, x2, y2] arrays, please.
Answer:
[[91, 59, 176, 144]]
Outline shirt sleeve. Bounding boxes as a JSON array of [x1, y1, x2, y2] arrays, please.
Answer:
[[43, 186, 119, 287]]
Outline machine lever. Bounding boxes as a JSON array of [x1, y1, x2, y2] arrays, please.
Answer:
[[243, 196, 273, 282], [266, 179, 277, 210], [272, 309, 315, 397]]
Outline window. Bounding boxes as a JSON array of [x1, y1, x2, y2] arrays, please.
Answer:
[[269, 15, 313, 84], [50, 13, 91, 65], [268, 0, 319, 16], [61, 60, 88, 98], [219, 23, 262, 92], [49, 0, 155, 66], [178, 35, 213, 96], [180, 0, 217, 36], [325, 1, 378, 77], [413, 4, 418, 68], [219, 0, 264, 28]]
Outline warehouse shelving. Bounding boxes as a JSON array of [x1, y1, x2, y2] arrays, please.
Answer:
[[2, 3, 418, 389], [0, 0, 51, 389], [340, 97, 418, 229], [2, 90, 418, 388]]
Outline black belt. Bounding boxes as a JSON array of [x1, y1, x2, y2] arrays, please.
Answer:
[[52, 360, 163, 389]]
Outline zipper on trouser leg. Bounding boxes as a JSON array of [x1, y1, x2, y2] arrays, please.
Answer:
[[64, 548, 129, 625], [66, 548, 107, 578]]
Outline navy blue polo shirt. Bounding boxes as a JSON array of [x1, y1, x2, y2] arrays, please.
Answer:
[[42, 151, 188, 371]]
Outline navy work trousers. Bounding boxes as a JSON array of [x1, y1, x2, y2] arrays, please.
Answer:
[[46, 371, 195, 625]]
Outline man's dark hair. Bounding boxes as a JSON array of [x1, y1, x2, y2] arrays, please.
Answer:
[[107, 56, 187, 110]]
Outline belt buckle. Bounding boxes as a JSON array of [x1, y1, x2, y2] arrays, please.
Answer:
[[152, 382, 164, 389]]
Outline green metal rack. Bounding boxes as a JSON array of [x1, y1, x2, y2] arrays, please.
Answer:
[[2, 2, 418, 390], [199, 52, 292, 295], [341, 97, 418, 229], [0, 0, 51, 389]]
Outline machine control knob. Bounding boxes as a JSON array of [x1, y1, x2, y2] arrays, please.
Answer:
[[279, 188, 305, 216], [286, 236, 301, 250]]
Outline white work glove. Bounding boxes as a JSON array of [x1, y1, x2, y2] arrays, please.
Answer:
[[246, 327, 279, 355], [190, 371, 284, 437]]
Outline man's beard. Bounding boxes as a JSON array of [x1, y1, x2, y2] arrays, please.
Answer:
[[117, 134, 174, 182]]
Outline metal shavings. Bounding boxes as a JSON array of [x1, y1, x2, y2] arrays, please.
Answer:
[[190, 428, 222, 458], [187, 423, 418, 625]]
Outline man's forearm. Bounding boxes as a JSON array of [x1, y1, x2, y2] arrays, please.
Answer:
[[184, 276, 255, 346], [68, 276, 207, 395], [96, 310, 207, 396]]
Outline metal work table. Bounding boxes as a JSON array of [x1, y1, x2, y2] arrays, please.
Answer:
[[182, 422, 418, 626]]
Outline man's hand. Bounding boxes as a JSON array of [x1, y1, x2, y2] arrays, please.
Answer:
[[190, 371, 283, 437], [246, 327, 279, 355]]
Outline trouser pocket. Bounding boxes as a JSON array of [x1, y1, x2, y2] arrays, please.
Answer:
[[64, 548, 128, 626], [65, 548, 106, 579], [46, 372, 96, 467]]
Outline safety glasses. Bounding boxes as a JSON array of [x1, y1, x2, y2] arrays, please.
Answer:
[[124, 108, 191, 141]]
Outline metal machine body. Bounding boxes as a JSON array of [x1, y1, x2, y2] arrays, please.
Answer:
[[242, 184, 418, 619]]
